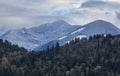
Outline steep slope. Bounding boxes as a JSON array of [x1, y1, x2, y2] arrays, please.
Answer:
[[30, 20, 80, 41], [60, 20, 120, 42], [80, 20, 120, 36], [0, 20, 80, 50], [0, 28, 41, 50], [69, 20, 120, 39], [35, 20, 120, 51], [1, 20, 120, 50]]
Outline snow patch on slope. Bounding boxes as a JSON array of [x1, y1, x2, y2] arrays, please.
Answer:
[[59, 36, 67, 40], [75, 35, 87, 39], [71, 27, 86, 35]]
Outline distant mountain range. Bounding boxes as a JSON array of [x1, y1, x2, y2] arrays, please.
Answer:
[[0, 20, 120, 51]]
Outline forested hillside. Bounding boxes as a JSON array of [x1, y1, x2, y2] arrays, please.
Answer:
[[0, 34, 120, 76]]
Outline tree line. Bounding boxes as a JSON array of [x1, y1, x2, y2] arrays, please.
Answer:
[[0, 34, 120, 76]]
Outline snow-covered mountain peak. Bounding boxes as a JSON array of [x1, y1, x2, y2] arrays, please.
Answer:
[[85, 20, 116, 28], [53, 20, 69, 25], [30, 20, 72, 34], [47, 20, 71, 28], [79, 20, 120, 36], [0, 20, 120, 51], [0, 20, 79, 50]]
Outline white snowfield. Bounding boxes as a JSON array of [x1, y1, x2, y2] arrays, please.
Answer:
[[71, 27, 86, 35], [75, 35, 87, 39], [59, 36, 67, 40]]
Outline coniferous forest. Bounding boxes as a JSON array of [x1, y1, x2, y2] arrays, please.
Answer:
[[1, 34, 120, 76]]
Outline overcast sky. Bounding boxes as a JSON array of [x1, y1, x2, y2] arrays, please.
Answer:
[[0, 0, 120, 30]]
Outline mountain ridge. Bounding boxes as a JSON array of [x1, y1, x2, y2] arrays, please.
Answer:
[[0, 20, 120, 50], [34, 20, 120, 51], [0, 20, 80, 50]]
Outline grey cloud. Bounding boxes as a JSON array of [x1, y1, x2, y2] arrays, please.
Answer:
[[0, 0, 52, 17], [0, 4, 40, 17], [0, 0, 120, 30], [116, 12, 120, 20], [81, 1, 120, 10], [0, 0, 85, 17], [0, 0, 84, 29], [0, 16, 71, 29]]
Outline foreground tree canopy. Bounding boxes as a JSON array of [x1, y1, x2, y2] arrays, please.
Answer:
[[0, 34, 120, 76]]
